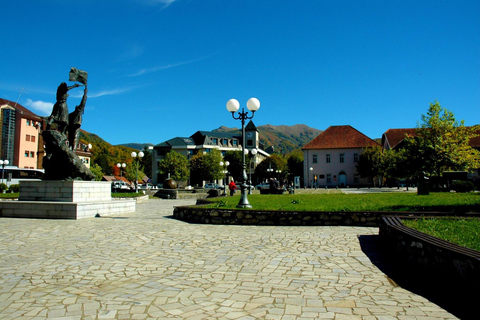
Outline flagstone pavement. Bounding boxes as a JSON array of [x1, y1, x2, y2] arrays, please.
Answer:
[[0, 199, 458, 319]]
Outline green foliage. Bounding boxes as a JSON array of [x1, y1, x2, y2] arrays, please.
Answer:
[[403, 218, 480, 251], [255, 154, 287, 182], [79, 131, 139, 177], [286, 150, 303, 182], [8, 184, 19, 193], [90, 163, 104, 181], [158, 150, 189, 182], [412, 101, 480, 179], [356, 146, 386, 186], [451, 180, 475, 193], [0, 183, 7, 192], [223, 151, 243, 182]]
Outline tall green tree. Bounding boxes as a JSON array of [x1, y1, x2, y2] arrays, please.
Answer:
[[90, 163, 104, 181], [157, 150, 189, 182], [255, 154, 287, 182], [286, 150, 303, 183], [412, 101, 480, 180], [189, 149, 223, 185], [223, 151, 242, 181], [356, 146, 386, 187]]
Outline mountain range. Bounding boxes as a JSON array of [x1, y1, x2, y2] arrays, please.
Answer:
[[116, 124, 322, 154]]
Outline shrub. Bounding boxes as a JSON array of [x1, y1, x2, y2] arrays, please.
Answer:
[[8, 184, 20, 193], [0, 183, 7, 192], [451, 180, 474, 193]]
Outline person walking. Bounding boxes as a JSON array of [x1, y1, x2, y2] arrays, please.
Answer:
[[228, 180, 237, 196]]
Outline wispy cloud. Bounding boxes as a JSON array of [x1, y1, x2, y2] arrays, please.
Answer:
[[88, 87, 133, 98], [144, 0, 178, 9], [25, 99, 53, 116], [129, 53, 218, 77]]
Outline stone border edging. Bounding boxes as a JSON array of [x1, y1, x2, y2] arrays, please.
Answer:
[[172, 204, 480, 227], [379, 216, 480, 282]]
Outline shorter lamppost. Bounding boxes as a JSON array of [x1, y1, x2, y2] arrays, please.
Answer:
[[117, 163, 126, 180], [276, 169, 282, 182], [226, 97, 260, 208], [131, 151, 144, 193], [309, 167, 313, 188], [267, 164, 273, 177], [219, 161, 229, 194], [248, 148, 257, 194], [0, 159, 9, 185]]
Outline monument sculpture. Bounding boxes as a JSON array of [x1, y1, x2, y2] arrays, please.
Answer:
[[42, 68, 95, 180]]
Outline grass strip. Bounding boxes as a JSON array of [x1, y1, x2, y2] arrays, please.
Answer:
[[403, 217, 480, 252], [207, 193, 480, 213]]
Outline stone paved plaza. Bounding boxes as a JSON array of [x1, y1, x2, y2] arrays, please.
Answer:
[[0, 199, 457, 319]]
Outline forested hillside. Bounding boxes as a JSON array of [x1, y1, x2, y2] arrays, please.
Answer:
[[214, 124, 322, 154]]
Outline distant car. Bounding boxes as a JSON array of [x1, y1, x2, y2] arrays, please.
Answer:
[[112, 181, 130, 190], [138, 183, 152, 189], [255, 182, 271, 190], [204, 183, 225, 190]]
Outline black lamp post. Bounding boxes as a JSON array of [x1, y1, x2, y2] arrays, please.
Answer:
[[226, 98, 260, 208]]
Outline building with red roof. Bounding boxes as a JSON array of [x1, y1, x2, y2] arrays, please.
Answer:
[[302, 125, 380, 187]]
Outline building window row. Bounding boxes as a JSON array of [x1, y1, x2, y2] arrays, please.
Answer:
[[317, 153, 359, 164]]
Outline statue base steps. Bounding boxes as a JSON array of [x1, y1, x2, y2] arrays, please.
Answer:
[[0, 181, 135, 219]]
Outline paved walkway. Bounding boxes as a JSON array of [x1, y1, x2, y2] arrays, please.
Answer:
[[0, 199, 457, 319]]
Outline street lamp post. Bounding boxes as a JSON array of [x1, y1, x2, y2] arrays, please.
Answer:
[[248, 148, 257, 195], [226, 98, 260, 208], [131, 151, 144, 193], [0, 159, 9, 185], [116, 163, 126, 180], [309, 167, 313, 188]]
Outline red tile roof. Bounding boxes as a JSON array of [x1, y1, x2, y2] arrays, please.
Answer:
[[382, 128, 417, 149], [302, 125, 379, 150], [382, 127, 480, 149]]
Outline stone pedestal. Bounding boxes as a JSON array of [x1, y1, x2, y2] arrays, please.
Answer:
[[0, 181, 135, 219]]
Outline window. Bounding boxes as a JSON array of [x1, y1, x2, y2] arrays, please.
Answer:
[[319, 174, 325, 179], [354, 175, 360, 183], [30, 151, 35, 158], [212, 138, 218, 144], [31, 136, 35, 142], [223, 139, 228, 145], [26, 119, 31, 126], [247, 140, 253, 146], [233, 140, 238, 146], [326, 154, 331, 163], [340, 153, 345, 163], [354, 153, 359, 162], [26, 135, 30, 141], [313, 154, 318, 163], [25, 150, 29, 157], [326, 174, 331, 183]]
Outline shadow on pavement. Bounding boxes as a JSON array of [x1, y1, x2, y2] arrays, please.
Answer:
[[359, 235, 476, 320]]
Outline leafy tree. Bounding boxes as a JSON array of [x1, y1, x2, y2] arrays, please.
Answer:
[[411, 101, 480, 181], [286, 150, 303, 183], [158, 150, 189, 182], [223, 151, 243, 182], [189, 152, 206, 186], [90, 163, 104, 181], [202, 149, 224, 182], [255, 154, 287, 183], [356, 146, 385, 187]]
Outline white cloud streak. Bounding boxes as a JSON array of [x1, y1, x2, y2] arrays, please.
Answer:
[[25, 99, 53, 116]]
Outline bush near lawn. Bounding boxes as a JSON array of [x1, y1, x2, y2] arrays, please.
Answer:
[[207, 193, 480, 213]]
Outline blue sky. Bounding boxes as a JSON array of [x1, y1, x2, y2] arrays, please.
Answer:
[[2, 0, 479, 147]]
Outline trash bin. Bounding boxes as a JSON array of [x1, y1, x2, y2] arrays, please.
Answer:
[[417, 177, 430, 195]]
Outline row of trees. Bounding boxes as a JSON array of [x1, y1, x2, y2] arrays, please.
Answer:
[[356, 101, 480, 188], [157, 148, 305, 187]]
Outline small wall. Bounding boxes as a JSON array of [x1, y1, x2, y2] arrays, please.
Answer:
[[173, 206, 392, 226], [19, 180, 112, 202], [380, 216, 480, 283]]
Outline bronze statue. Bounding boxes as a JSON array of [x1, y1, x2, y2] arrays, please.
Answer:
[[42, 68, 94, 181]]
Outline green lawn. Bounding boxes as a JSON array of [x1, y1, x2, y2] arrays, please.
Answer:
[[403, 218, 480, 251], [208, 193, 480, 213]]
